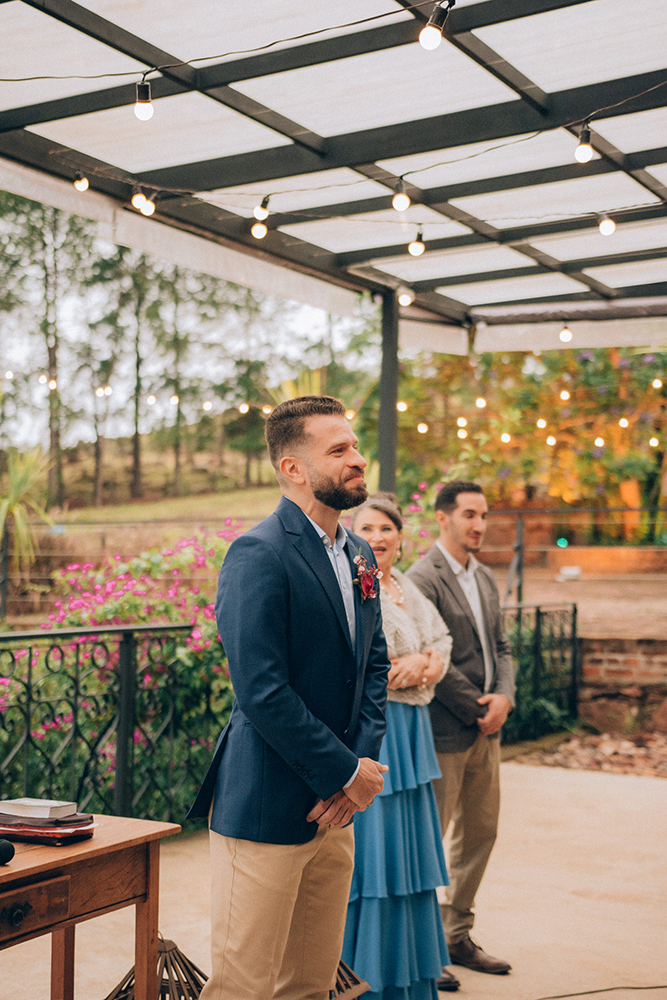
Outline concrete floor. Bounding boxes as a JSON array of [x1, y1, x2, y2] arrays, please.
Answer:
[[2, 764, 666, 1000]]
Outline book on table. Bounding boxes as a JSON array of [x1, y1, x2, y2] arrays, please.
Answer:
[[0, 797, 78, 820], [0, 811, 95, 845]]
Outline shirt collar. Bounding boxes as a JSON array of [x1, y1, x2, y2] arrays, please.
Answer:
[[436, 540, 478, 577], [304, 511, 348, 552]]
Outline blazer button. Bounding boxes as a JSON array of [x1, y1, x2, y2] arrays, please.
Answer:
[[346, 679, 353, 689], [343, 727, 349, 736]]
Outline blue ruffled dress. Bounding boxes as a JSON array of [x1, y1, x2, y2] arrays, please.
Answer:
[[342, 699, 450, 1000]]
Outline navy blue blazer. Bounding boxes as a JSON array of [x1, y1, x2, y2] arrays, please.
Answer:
[[188, 496, 389, 844]]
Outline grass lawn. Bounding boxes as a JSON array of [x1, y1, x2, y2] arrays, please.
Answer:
[[57, 486, 282, 524]]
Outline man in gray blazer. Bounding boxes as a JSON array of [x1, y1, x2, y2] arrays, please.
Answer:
[[407, 481, 515, 982]]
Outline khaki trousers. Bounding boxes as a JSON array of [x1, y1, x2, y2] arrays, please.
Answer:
[[200, 824, 355, 1000], [431, 734, 500, 944]]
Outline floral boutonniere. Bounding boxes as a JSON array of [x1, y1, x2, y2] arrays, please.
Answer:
[[353, 549, 382, 601]]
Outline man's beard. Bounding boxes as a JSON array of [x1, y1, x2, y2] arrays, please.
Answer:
[[310, 468, 368, 511]]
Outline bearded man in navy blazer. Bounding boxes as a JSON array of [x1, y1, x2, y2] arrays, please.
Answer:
[[189, 395, 389, 1000]]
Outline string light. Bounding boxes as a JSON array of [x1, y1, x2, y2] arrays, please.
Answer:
[[345, 409, 355, 420], [457, 417, 467, 427], [598, 214, 616, 235], [397, 286, 415, 306], [501, 432, 511, 443], [417, 422, 428, 434], [397, 401, 408, 412], [537, 418, 547, 428], [594, 437, 604, 447], [251, 221, 268, 239], [4, 370, 13, 379], [419, 2, 452, 51], [253, 196, 270, 221], [170, 394, 179, 405], [203, 400, 212, 411], [391, 179, 410, 212], [560, 390, 570, 401], [104, 385, 112, 395], [547, 436, 556, 446], [262, 405, 272, 414], [38, 374, 47, 384], [239, 403, 249, 413], [147, 395, 156, 405], [649, 437, 659, 447], [131, 188, 146, 210], [139, 194, 156, 216], [457, 428, 467, 439], [559, 325, 573, 343], [134, 80, 154, 120], [95, 387, 104, 397], [48, 379, 57, 390], [73, 172, 89, 192], [475, 397, 486, 408], [408, 230, 425, 256], [653, 378, 663, 388], [575, 123, 593, 163], [619, 417, 629, 428]]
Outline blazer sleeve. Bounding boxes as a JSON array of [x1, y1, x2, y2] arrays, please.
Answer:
[[484, 570, 516, 707], [216, 533, 359, 801], [349, 598, 389, 761]]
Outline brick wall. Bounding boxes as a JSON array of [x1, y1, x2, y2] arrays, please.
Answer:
[[579, 638, 667, 733]]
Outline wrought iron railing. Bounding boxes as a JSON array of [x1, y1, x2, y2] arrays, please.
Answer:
[[501, 603, 579, 743], [0, 624, 232, 822]]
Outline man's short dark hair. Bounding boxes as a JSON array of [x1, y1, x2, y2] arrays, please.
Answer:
[[435, 480, 484, 514], [265, 395, 346, 468]]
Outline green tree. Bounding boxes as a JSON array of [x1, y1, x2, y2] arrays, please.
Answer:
[[0, 448, 51, 618]]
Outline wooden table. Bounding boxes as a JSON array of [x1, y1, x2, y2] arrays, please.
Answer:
[[0, 814, 180, 1000]]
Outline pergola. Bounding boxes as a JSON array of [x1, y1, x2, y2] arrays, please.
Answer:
[[1, 0, 666, 487]]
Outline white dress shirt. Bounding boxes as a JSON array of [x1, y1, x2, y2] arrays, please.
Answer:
[[437, 542, 494, 693]]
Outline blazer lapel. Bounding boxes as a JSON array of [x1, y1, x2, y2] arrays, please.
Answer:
[[429, 546, 481, 643], [473, 567, 498, 668], [346, 537, 368, 667]]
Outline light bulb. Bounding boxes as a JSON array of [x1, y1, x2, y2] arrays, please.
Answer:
[[619, 417, 628, 428], [131, 189, 146, 210], [649, 437, 659, 447], [419, 3, 450, 50], [457, 417, 467, 427], [560, 390, 570, 401], [48, 379, 57, 390], [147, 395, 156, 405], [134, 80, 154, 120], [417, 422, 428, 434], [170, 395, 179, 405], [547, 436, 556, 446], [203, 401, 212, 411], [140, 197, 156, 217], [253, 196, 270, 221], [251, 221, 268, 239], [104, 385, 112, 395], [501, 433, 511, 443], [594, 437, 604, 447], [397, 286, 414, 306], [239, 403, 249, 413], [392, 179, 410, 212], [537, 419, 547, 429], [475, 397, 486, 408], [457, 428, 467, 439], [39, 374, 47, 384], [262, 405, 272, 415], [575, 124, 593, 163], [345, 409, 355, 420], [559, 325, 573, 343], [5, 370, 13, 379], [73, 173, 89, 192], [397, 401, 408, 412], [408, 230, 425, 256], [598, 215, 615, 236], [95, 387, 104, 397], [653, 378, 663, 389]]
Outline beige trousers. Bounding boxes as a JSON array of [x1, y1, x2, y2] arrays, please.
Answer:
[[431, 733, 500, 944], [200, 824, 355, 1000]]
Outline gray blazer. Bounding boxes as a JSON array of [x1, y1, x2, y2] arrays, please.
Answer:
[[406, 545, 515, 753]]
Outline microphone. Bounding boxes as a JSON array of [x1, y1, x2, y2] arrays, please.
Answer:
[[0, 839, 15, 864]]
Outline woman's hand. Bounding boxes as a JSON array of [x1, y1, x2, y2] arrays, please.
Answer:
[[420, 649, 446, 687], [387, 652, 430, 690]]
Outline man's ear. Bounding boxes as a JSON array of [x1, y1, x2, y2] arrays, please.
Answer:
[[279, 454, 306, 486], [434, 509, 448, 530]]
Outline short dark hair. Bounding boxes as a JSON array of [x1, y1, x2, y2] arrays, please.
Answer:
[[265, 395, 345, 468], [435, 480, 484, 514], [353, 492, 403, 534]]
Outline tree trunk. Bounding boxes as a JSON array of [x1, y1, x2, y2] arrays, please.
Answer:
[[94, 431, 103, 506], [0, 525, 9, 620], [130, 305, 144, 498], [173, 403, 182, 496]]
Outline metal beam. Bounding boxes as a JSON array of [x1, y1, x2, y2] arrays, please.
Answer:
[[378, 291, 399, 493]]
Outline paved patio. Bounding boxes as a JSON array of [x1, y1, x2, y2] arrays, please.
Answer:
[[3, 764, 666, 1000]]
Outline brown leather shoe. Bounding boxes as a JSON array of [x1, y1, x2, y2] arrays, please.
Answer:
[[435, 968, 460, 991], [447, 936, 511, 975]]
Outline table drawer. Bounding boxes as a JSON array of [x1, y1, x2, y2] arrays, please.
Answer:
[[0, 876, 70, 944]]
